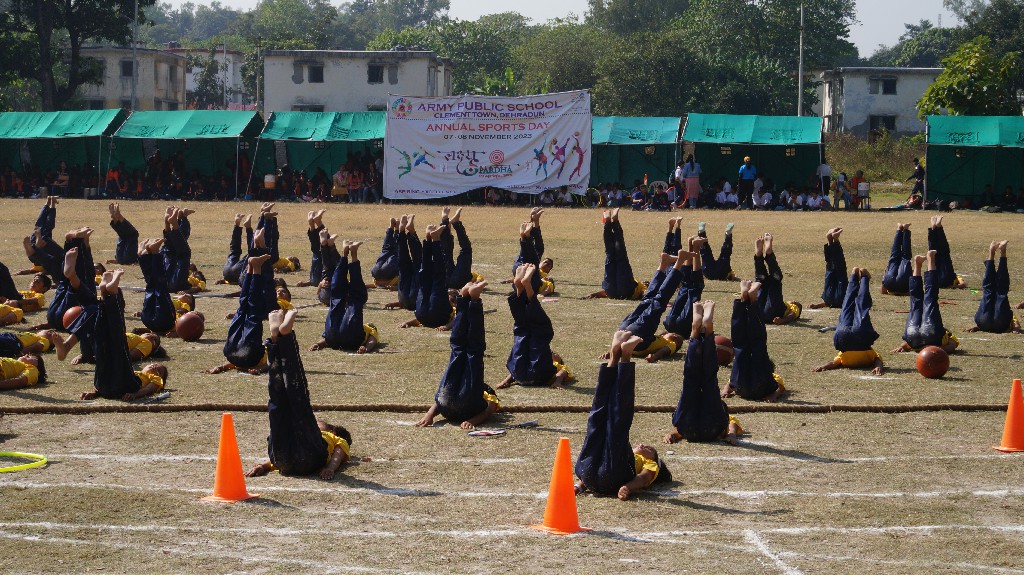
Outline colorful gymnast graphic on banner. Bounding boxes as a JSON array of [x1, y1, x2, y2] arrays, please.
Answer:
[[384, 90, 592, 199]]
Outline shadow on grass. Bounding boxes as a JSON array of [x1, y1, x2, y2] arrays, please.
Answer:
[[734, 440, 851, 463], [657, 496, 792, 516], [244, 497, 298, 510], [10, 387, 82, 404], [337, 476, 442, 497]]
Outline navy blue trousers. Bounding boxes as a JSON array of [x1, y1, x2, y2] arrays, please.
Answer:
[[834, 274, 879, 351], [663, 265, 704, 335], [435, 296, 487, 423], [620, 266, 683, 349], [602, 220, 639, 299], [265, 332, 328, 476], [48, 237, 96, 346], [673, 334, 730, 442], [0, 261, 20, 301], [882, 228, 911, 294], [396, 230, 421, 311], [323, 258, 368, 350], [93, 294, 141, 399], [903, 271, 944, 349], [663, 229, 682, 255], [512, 227, 545, 293], [416, 239, 452, 328], [441, 218, 473, 289], [306, 226, 324, 287], [0, 332, 23, 357], [928, 227, 958, 288], [371, 227, 399, 282], [975, 257, 1012, 332], [317, 242, 341, 307], [32, 204, 55, 244], [755, 253, 786, 323], [110, 218, 139, 265], [223, 250, 271, 369], [699, 232, 733, 280], [222, 224, 253, 284], [575, 362, 636, 496], [161, 217, 192, 293], [256, 215, 280, 314], [140, 252, 176, 333], [821, 240, 848, 308], [730, 299, 779, 400], [506, 292, 556, 386]]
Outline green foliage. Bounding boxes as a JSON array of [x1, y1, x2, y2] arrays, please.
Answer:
[[917, 35, 1022, 119], [188, 48, 228, 109], [471, 67, 517, 96], [513, 20, 605, 95], [868, 20, 965, 67], [332, 0, 450, 50], [826, 131, 925, 185], [587, 0, 690, 36]]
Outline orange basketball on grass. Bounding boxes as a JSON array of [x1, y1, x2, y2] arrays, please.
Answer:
[[175, 311, 205, 342], [715, 335, 734, 366], [916, 345, 949, 379], [62, 306, 83, 329]]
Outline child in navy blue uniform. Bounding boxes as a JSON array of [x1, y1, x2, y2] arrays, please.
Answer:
[[809, 228, 848, 309], [972, 241, 1020, 333], [814, 268, 885, 375], [893, 250, 960, 354], [308, 238, 379, 353], [881, 223, 912, 295], [723, 280, 786, 402], [497, 264, 570, 389]]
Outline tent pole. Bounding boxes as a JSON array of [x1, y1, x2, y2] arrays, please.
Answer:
[[235, 136, 240, 201], [97, 136, 103, 198], [245, 137, 260, 199], [923, 122, 929, 203]]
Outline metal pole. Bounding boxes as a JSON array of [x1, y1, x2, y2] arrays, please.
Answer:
[[255, 37, 262, 112], [797, 3, 804, 116], [131, 0, 139, 110], [223, 43, 228, 108]]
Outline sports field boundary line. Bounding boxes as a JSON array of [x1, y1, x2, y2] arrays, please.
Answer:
[[0, 402, 1008, 415]]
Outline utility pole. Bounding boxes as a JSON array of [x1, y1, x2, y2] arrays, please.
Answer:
[[131, 0, 139, 110], [797, 3, 804, 117], [255, 36, 262, 112]]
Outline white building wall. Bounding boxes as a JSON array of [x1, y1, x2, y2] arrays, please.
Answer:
[[815, 68, 941, 138], [263, 50, 451, 113], [79, 47, 186, 110], [170, 49, 247, 105]]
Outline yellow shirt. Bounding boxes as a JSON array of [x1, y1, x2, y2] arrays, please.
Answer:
[[470, 271, 486, 282], [135, 370, 165, 392], [172, 298, 191, 319], [126, 333, 154, 359], [19, 290, 45, 307], [834, 349, 882, 368], [227, 348, 268, 370], [633, 453, 659, 484], [363, 324, 379, 346], [15, 332, 51, 353], [728, 414, 743, 435], [632, 335, 679, 358], [910, 330, 959, 351], [630, 280, 648, 300], [547, 359, 573, 385], [94, 274, 102, 286], [378, 276, 399, 288], [187, 275, 207, 291], [482, 390, 501, 411], [0, 304, 24, 323], [322, 431, 350, 461], [0, 357, 38, 385], [273, 259, 297, 273], [785, 301, 802, 320], [277, 298, 295, 311], [773, 372, 786, 392]]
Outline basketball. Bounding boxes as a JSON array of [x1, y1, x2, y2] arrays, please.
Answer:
[[175, 311, 205, 342], [916, 346, 950, 379], [715, 335, 734, 366], [62, 306, 82, 329]]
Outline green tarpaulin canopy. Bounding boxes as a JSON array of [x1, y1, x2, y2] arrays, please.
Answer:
[[258, 111, 385, 181], [114, 110, 263, 139], [590, 116, 680, 187], [682, 113, 823, 196], [0, 109, 128, 172], [926, 116, 1024, 204]]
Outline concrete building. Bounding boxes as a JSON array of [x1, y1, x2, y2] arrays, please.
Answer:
[[814, 67, 943, 139], [78, 45, 187, 111], [262, 49, 452, 113], [164, 45, 248, 107]]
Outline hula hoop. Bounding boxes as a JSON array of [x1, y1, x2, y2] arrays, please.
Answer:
[[0, 451, 48, 473]]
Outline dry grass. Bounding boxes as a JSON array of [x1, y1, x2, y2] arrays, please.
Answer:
[[1, 199, 1023, 574]]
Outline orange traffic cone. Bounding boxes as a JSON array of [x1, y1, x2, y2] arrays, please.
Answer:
[[202, 413, 256, 502], [532, 437, 589, 535], [994, 379, 1024, 453]]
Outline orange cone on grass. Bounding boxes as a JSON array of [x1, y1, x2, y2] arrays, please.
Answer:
[[994, 379, 1024, 453], [532, 437, 589, 535], [202, 413, 256, 502]]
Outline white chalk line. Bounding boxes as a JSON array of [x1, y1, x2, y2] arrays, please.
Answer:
[[39, 452, 527, 465], [4, 478, 1024, 501], [666, 452, 1016, 464], [776, 549, 1024, 575], [744, 530, 805, 575]]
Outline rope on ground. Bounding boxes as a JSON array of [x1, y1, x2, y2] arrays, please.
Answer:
[[0, 403, 1008, 416]]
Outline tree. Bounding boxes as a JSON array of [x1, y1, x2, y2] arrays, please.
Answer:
[[587, 0, 690, 36], [188, 49, 228, 109], [918, 36, 1022, 118], [513, 19, 606, 95], [1, 0, 157, 110], [867, 20, 964, 67]]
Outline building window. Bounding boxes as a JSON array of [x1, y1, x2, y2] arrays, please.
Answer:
[[309, 65, 324, 83], [166, 101, 178, 111], [292, 105, 324, 112], [169, 65, 178, 86], [869, 77, 897, 95], [368, 64, 384, 84], [869, 115, 897, 132], [120, 60, 135, 78]]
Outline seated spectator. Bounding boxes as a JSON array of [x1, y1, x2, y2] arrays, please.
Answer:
[[630, 185, 646, 210], [539, 189, 555, 207], [556, 187, 573, 206], [752, 187, 773, 210], [649, 187, 671, 211], [1001, 186, 1017, 212]]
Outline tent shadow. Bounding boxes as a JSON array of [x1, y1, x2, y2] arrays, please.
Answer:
[[337, 476, 442, 497], [734, 440, 851, 463]]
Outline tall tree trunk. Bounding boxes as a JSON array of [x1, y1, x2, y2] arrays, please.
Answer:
[[34, 0, 56, 110]]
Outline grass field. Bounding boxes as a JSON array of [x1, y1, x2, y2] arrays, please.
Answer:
[[1, 199, 1023, 574]]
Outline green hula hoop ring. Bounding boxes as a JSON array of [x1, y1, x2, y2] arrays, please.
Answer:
[[0, 451, 48, 472]]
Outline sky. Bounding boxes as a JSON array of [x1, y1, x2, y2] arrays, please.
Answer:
[[161, 0, 960, 57]]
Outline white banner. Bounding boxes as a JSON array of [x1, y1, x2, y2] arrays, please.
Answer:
[[384, 91, 592, 199]]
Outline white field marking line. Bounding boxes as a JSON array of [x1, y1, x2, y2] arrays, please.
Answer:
[[0, 529, 440, 575], [7, 478, 1024, 501], [41, 452, 527, 465], [743, 530, 805, 575], [776, 550, 1024, 575], [665, 453, 1015, 463]]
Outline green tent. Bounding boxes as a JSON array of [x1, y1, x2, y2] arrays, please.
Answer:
[[0, 109, 128, 175], [110, 110, 265, 193], [259, 111, 385, 179], [925, 115, 1024, 203], [682, 113, 823, 192], [589, 116, 680, 186]]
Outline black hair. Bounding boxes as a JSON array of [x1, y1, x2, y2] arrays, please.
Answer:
[[273, 277, 287, 288], [32, 353, 46, 385], [192, 269, 206, 282], [277, 285, 292, 300], [323, 423, 352, 447], [654, 460, 672, 484], [38, 274, 52, 291], [288, 256, 301, 271]]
